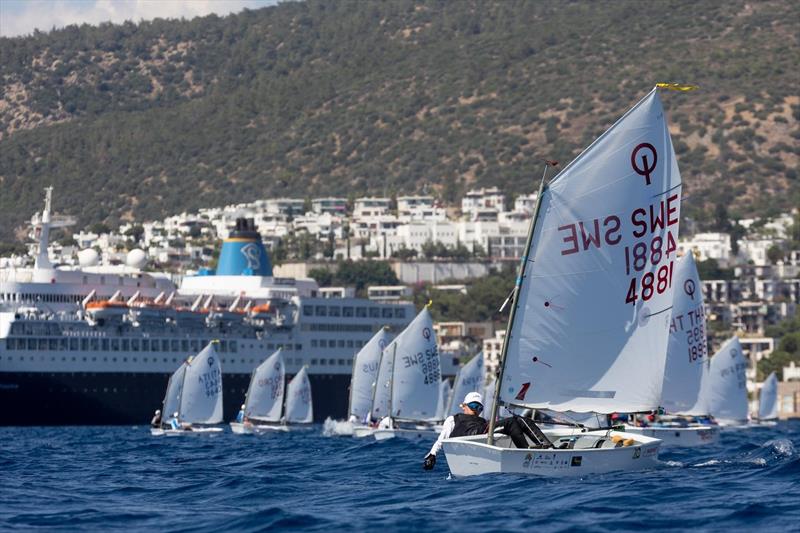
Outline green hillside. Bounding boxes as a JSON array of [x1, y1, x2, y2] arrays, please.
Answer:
[[0, 0, 797, 243]]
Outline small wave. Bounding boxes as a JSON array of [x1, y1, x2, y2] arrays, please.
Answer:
[[322, 417, 354, 437], [763, 438, 796, 458]]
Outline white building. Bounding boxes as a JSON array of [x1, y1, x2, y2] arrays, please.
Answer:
[[678, 232, 732, 263], [353, 197, 391, 218], [397, 196, 434, 217], [461, 187, 506, 216], [483, 330, 505, 376]]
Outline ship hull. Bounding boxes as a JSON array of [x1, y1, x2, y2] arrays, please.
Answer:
[[0, 372, 350, 425]]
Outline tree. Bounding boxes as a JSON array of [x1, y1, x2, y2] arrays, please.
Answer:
[[766, 244, 784, 264]]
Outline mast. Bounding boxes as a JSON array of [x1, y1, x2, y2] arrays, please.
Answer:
[[34, 186, 54, 270], [347, 346, 358, 417], [368, 344, 387, 422], [487, 162, 553, 445], [388, 341, 397, 422]]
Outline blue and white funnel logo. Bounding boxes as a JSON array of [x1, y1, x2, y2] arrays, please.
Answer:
[[240, 243, 262, 271]]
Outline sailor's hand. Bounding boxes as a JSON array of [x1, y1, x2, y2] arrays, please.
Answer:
[[423, 454, 436, 470]]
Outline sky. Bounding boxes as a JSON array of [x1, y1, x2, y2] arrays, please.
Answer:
[[0, 0, 277, 38]]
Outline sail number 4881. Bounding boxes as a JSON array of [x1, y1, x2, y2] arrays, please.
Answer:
[[626, 261, 674, 305]]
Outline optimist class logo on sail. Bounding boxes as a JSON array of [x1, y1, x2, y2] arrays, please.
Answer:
[[556, 144, 680, 305]]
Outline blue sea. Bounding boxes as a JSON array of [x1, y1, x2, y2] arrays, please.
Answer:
[[1, 422, 798, 532]]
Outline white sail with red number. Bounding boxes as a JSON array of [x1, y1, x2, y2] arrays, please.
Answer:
[[660, 253, 709, 415], [499, 87, 681, 414]]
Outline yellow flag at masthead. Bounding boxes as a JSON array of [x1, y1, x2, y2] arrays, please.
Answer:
[[656, 83, 699, 92]]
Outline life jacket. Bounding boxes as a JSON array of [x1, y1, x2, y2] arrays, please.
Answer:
[[450, 413, 488, 438]]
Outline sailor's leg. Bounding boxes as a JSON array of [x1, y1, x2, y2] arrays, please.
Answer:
[[496, 417, 531, 449]]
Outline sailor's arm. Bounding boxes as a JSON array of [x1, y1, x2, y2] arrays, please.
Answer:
[[427, 415, 455, 457]]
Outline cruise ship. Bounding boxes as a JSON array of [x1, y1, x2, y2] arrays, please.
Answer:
[[0, 189, 454, 425]]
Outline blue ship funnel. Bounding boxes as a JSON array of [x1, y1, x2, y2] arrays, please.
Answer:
[[216, 218, 273, 276]]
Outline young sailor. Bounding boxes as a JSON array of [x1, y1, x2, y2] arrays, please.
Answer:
[[236, 404, 246, 424], [423, 392, 551, 470], [150, 409, 162, 428]]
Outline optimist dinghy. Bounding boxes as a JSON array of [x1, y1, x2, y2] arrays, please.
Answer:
[[625, 253, 719, 447], [372, 306, 443, 441], [706, 336, 749, 428], [447, 352, 484, 417], [151, 341, 224, 436], [230, 349, 286, 434], [353, 334, 396, 439], [752, 372, 779, 426], [443, 86, 687, 477]]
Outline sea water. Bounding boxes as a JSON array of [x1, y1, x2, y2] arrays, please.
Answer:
[[1, 421, 798, 531]]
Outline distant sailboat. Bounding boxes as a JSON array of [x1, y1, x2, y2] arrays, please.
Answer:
[[373, 306, 443, 441], [625, 252, 720, 446], [754, 372, 779, 425], [435, 378, 452, 421], [705, 336, 749, 427], [448, 352, 484, 416], [151, 341, 224, 436], [284, 366, 313, 425], [230, 349, 286, 434], [443, 86, 683, 476]]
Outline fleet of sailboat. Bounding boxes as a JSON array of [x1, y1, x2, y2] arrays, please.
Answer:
[[143, 86, 784, 483]]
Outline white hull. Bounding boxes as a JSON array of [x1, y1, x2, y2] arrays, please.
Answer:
[[750, 420, 778, 427], [150, 427, 224, 436], [443, 430, 661, 477], [373, 427, 439, 441], [352, 426, 377, 438], [624, 425, 719, 447]]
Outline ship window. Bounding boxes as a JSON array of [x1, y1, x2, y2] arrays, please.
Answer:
[[329, 306, 341, 317], [343, 306, 354, 317], [122, 339, 130, 351], [230, 341, 237, 353], [329, 339, 336, 348], [39, 339, 48, 350], [311, 359, 318, 365], [161, 340, 168, 351], [320, 359, 326, 365], [267, 343, 275, 349], [357, 340, 364, 348], [111, 339, 119, 351], [382, 308, 393, 318], [142, 339, 149, 351], [369, 308, 380, 318], [338, 359, 346, 365], [191, 340, 199, 351], [329, 359, 336, 365], [70, 339, 79, 351], [356, 307, 367, 318], [303, 305, 313, 316], [311, 340, 318, 347], [122, 357, 127, 362], [59, 339, 68, 351], [101, 339, 109, 351], [181, 340, 189, 352], [337, 340, 344, 348], [347, 340, 354, 348], [171, 340, 179, 352], [131, 339, 139, 352], [295, 344, 301, 350], [152, 341, 159, 353], [395, 308, 406, 319], [315, 306, 327, 316], [220, 341, 228, 353], [90, 339, 99, 351], [320, 340, 327, 348]]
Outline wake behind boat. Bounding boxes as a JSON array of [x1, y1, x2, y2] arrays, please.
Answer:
[[151, 341, 224, 436], [443, 85, 687, 477]]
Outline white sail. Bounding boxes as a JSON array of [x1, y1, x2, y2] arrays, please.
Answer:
[[348, 328, 390, 420], [435, 378, 452, 421], [661, 253, 709, 415], [499, 87, 682, 414], [483, 376, 496, 420], [707, 336, 749, 424], [370, 341, 395, 420], [179, 341, 223, 424], [244, 350, 284, 422], [757, 372, 779, 421], [448, 352, 485, 416], [285, 366, 313, 424], [391, 307, 441, 421], [162, 361, 187, 419]]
